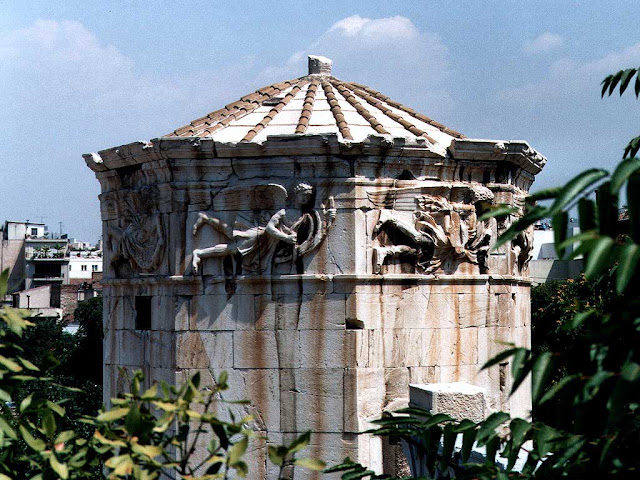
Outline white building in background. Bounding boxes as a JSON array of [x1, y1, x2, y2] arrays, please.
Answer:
[[4, 221, 47, 240], [68, 254, 103, 280], [530, 218, 583, 284]]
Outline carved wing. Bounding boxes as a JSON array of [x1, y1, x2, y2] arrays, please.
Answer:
[[213, 183, 288, 211], [366, 186, 452, 210]]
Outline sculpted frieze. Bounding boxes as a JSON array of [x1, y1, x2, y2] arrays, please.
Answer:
[[191, 183, 336, 277], [107, 186, 165, 277], [369, 185, 496, 275]]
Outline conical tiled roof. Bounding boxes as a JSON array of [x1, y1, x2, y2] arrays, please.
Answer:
[[165, 55, 464, 150]]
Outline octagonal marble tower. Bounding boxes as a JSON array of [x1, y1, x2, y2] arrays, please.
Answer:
[[85, 56, 545, 477]]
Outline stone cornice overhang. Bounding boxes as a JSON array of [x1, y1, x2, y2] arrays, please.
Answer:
[[83, 133, 546, 177]]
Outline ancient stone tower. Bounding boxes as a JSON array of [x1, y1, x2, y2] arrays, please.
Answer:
[[85, 56, 545, 478]]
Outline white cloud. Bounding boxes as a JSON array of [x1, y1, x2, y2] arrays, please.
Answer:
[[259, 15, 452, 116], [524, 32, 563, 54], [0, 19, 182, 116], [498, 42, 640, 103], [0, 19, 231, 242], [327, 15, 420, 40]]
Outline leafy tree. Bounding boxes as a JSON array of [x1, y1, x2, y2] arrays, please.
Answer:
[[326, 68, 640, 478], [529, 272, 616, 427], [70, 296, 103, 385]]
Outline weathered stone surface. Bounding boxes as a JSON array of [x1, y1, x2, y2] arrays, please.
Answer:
[[410, 382, 486, 422], [233, 330, 300, 369], [344, 368, 386, 432], [280, 368, 344, 433], [176, 331, 233, 369]]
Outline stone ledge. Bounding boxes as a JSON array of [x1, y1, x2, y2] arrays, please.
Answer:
[[410, 382, 487, 422], [100, 273, 532, 287]]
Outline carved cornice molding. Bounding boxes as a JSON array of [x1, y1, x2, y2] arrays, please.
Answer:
[[449, 138, 547, 175], [84, 135, 546, 176]]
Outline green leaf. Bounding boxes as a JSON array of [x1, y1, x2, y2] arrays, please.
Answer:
[[478, 204, 519, 222], [46, 401, 65, 417], [19, 425, 45, 452], [625, 136, 640, 159], [233, 460, 248, 477], [17, 357, 39, 372], [481, 347, 521, 370], [621, 361, 640, 382], [218, 371, 228, 389], [596, 182, 618, 236], [506, 419, 531, 470], [476, 412, 509, 445], [527, 187, 562, 203], [96, 407, 130, 422], [601, 74, 613, 97], [294, 458, 326, 471], [584, 236, 615, 279], [553, 436, 585, 468], [510, 348, 532, 395], [422, 413, 453, 428], [538, 375, 580, 405], [531, 352, 553, 404], [608, 69, 623, 95], [287, 431, 311, 453], [267, 445, 285, 467], [494, 205, 548, 250], [0, 416, 17, 440], [0, 269, 8, 298], [578, 198, 597, 232], [533, 424, 559, 458], [93, 430, 126, 447], [105, 454, 134, 476], [569, 309, 596, 330], [42, 410, 56, 438], [141, 383, 158, 400], [0, 355, 23, 373], [619, 68, 636, 95], [20, 394, 33, 413], [616, 243, 640, 294], [610, 157, 640, 193], [54, 430, 75, 445], [440, 424, 457, 468], [48, 455, 69, 480], [461, 426, 477, 463], [557, 230, 597, 251], [131, 442, 163, 458], [547, 169, 608, 217], [629, 172, 640, 242], [552, 211, 568, 259], [322, 457, 359, 473], [0, 389, 10, 402], [228, 436, 248, 466], [485, 436, 500, 464]]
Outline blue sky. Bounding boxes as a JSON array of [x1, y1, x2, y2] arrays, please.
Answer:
[[2, 1, 639, 241]]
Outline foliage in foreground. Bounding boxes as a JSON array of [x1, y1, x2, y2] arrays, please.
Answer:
[[0, 270, 324, 479], [326, 69, 640, 478]]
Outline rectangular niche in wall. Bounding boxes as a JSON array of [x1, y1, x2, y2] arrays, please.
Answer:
[[135, 296, 152, 330]]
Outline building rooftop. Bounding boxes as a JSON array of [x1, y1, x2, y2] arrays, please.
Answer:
[[85, 55, 546, 176], [165, 55, 464, 154]]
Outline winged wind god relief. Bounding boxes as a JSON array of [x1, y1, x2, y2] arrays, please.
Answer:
[[369, 185, 497, 275], [191, 183, 336, 277], [107, 186, 166, 278]]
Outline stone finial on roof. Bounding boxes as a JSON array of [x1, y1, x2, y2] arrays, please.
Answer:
[[308, 55, 332, 76]]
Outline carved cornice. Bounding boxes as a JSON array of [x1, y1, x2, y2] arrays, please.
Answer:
[[449, 138, 547, 175]]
